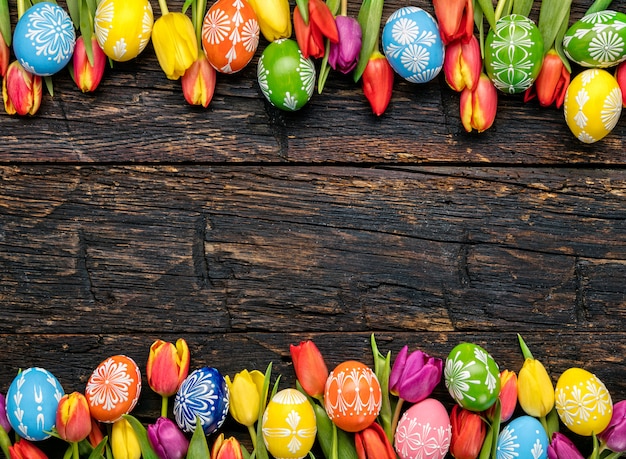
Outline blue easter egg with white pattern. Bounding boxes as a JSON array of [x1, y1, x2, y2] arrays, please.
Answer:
[[382, 6, 444, 83], [5, 367, 65, 441], [173, 367, 230, 435], [496, 416, 548, 459], [13, 2, 76, 76]]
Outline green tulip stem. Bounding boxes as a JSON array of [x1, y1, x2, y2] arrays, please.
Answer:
[[539, 415, 549, 439], [161, 396, 169, 418], [391, 398, 405, 437], [248, 424, 257, 449], [158, 0, 170, 15], [331, 422, 339, 459], [603, 452, 623, 459], [72, 441, 79, 459]]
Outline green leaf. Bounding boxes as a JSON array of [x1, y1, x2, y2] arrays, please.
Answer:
[[585, 0, 613, 15], [0, 425, 11, 459], [317, 41, 332, 94], [296, 0, 309, 24], [517, 334, 534, 360], [62, 444, 74, 459], [186, 416, 211, 459], [494, 0, 513, 22], [538, 0, 572, 52], [353, 0, 384, 82], [254, 362, 273, 459], [325, 0, 340, 17], [241, 443, 252, 459], [44, 76, 54, 97], [122, 414, 161, 459], [370, 334, 392, 441], [182, 0, 194, 13], [0, 0, 9, 45], [66, 0, 80, 29], [312, 404, 358, 459], [478, 425, 494, 459], [512, 0, 533, 18], [79, 0, 94, 65], [87, 436, 109, 459], [475, 0, 496, 31], [554, 6, 571, 73]]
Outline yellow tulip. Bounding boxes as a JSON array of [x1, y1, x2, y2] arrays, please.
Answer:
[[225, 369, 265, 427], [152, 12, 198, 80], [247, 0, 291, 42], [517, 357, 555, 418], [111, 418, 141, 459]]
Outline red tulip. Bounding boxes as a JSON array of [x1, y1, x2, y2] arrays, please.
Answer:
[[460, 73, 497, 133], [290, 340, 329, 398], [293, 0, 339, 59], [432, 0, 474, 45], [2, 61, 43, 116], [355, 422, 395, 459], [485, 370, 517, 422], [88, 418, 105, 449], [73, 36, 107, 93], [181, 54, 217, 108], [444, 35, 482, 92], [362, 51, 394, 116], [9, 439, 48, 459], [450, 405, 486, 459], [523, 49, 570, 108], [0, 32, 8, 78], [147, 338, 190, 398], [56, 392, 92, 443]]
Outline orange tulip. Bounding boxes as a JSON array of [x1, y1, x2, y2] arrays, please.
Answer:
[[293, 0, 338, 59], [72, 36, 107, 93], [181, 54, 217, 108], [2, 61, 43, 116], [450, 405, 486, 459], [432, 0, 474, 45], [290, 340, 329, 398], [460, 73, 497, 133], [147, 338, 190, 398], [485, 370, 518, 423], [444, 36, 482, 92], [0, 32, 8, 78], [211, 433, 244, 459], [362, 51, 394, 116], [56, 392, 92, 443], [355, 422, 395, 459], [88, 418, 105, 449], [524, 49, 570, 108]]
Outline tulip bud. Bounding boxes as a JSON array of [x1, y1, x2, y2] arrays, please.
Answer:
[[485, 370, 517, 423], [147, 338, 190, 398], [181, 54, 217, 108], [8, 439, 48, 459], [432, 0, 474, 45], [111, 418, 142, 459], [152, 12, 198, 80], [460, 73, 497, 133], [72, 36, 107, 93], [247, 0, 292, 41], [293, 0, 339, 59], [88, 418, 105, 449], [362, 51, 394, 116], [517, 357, 555, 418], [355, 422, 395, 459], [548, 432, 585, 459], [56, 392, 92, 443], [148, 417, 189, 459], [449, 405, 486, 459], [225, 369, 265, 427], [615, 61, 626, 107], [2, 61, 43, 116], [328, 16, 362, 74], [389, 346, 442, 404], [0, 32, 8, 78], [290, 340, 329, 398], [523, 49, 570, 108], [444, 35, 482, 92], [211, 433, 244, 459], [599, 400, 626, 453]]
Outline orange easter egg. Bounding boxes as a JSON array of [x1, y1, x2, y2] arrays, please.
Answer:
[[202, 0, 260, 73], [85, 355, 142, 422]]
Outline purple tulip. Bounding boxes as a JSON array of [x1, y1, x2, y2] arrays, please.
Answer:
[[0, 394, 10, 433], [548, 432, 584, 459], [599, 400, 626, 452], [328, 16, 362, 74], [147, 417, 189, 459], [389, 346, 442, 403]]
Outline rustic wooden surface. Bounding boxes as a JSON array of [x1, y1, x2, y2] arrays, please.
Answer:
[[2, 0, 626, 456]]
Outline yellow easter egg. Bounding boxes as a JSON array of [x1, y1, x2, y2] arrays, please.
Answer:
[[261, 388, 316, 459], [564, 69, 622, 143], [95, 0, 154, 62], [555, 367, 613, 436]]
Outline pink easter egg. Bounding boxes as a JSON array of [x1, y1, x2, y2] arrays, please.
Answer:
[[394, 398, 451, 459]]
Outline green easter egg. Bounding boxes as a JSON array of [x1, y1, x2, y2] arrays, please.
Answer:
[[563, 10, 626, 68], [257, 39, 315, 111], [444, 342, 501, 411], [484, 14, 544, 94]]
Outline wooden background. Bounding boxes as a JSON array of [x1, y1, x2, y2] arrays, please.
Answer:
[[2, 0, 626, 455]]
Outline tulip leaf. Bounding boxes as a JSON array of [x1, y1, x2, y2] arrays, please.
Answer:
[[0, 425, 11, 459], [182, 0, 194, 13], [65, 0, 80, 30], [254, 362, 273, 459], [494, 0, 513, 22], [325, 0, 340, 17], [538, 0, 572, 53], [475, 0, 496, 31], [63, 445, 74, 459], [296, 0, 309, 24], [370, 334, 392, 442], [122, 414, 161, 459], [585, 0, 613, 14], [517, 334, 534, 360], [80, 0, 95, 65], [353, 0, 383, 82], [44, 76, 54, 97], [546, 407, 560, 438], [241, 443, 251, 459], [187, 416, 211, 459], [312, 404, 358, 459], [478, 424, 494, 459], [553, 6, 571, 73], [87, 436, 109, 459], [512, 0, 533, 18]]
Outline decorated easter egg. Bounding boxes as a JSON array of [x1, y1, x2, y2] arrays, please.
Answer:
[[85, 355, 142, 423], [555, 367, 613, 436], [444, 342, 500, 412], [381, 6, 444, 83], [324, 360, 381, 432], [394, 398, 451, 459], [564, 69, 622, 143], [497, 416, 548, 459], [13, 2, 76, 76], [94, 0, 154, 62], [563, 10, 626, 68], [5, 367, 64, 441], [257, 38, 315, 111], [484, 14, 544, 93], [202, 0, 260, 73], [174, 367, 230, 435], [261, 388, 317, 459]]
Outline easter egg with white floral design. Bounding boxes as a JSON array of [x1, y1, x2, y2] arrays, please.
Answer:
[[394, 398, 451, 459], [94, 0, 153, 62], [324, 360, 382, 432], [555, 367, 613, 436], [202, 0, 260, 73], [484, 14, 544, 94], [444, 342, 500, 412], [85, 355, 142, 422], [257, 39, 315, 111], [261, 388, 317, 459], [564, 69, 622, 143], [381, 6, 444, 83], [6, 367, 64, 441], [13, 2, 76, 76], [496, 416, 548, 459]]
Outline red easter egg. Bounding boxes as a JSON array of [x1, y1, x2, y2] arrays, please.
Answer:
[[85, 355, 142, 422], [202, 0, 260, 73], [324, 360, 381, 432]]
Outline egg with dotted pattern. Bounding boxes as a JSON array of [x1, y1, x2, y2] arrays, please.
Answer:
[[555, 367, 613, 436]]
